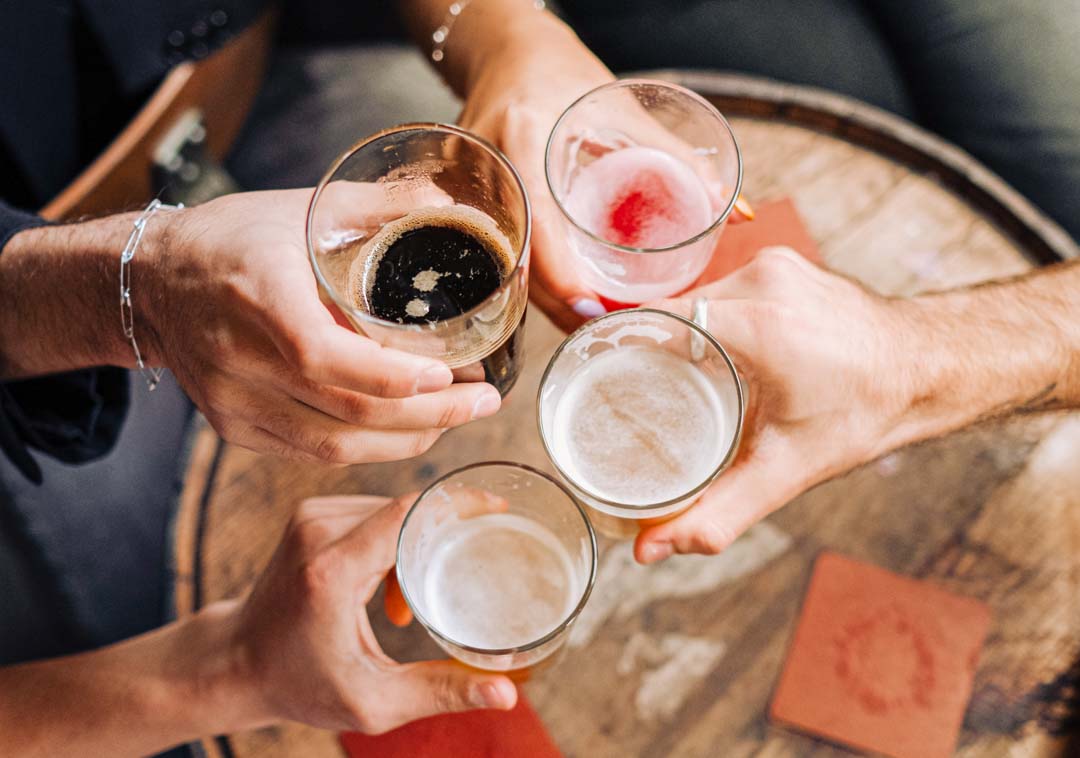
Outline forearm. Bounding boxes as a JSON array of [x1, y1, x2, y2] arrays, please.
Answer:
[[889, 260, 1080, 450], [0, 601, 267, 758], [0, 212, 160, 379], [399, 0, 580, 96]]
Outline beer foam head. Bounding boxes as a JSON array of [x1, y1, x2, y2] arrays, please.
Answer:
[[422, 513, 578, 650], [346, 204, 515, 315], [549, 346, 728, 505], [564, 145, 713, 249]]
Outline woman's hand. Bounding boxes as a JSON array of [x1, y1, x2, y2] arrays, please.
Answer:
[[142, 187, 502, 463], [456, 13, 615, 331], [236, 494, 518, 733], [634, 247, 920, 563]]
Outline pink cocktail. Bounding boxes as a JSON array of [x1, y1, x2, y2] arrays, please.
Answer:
[[547, 80, 743, 307], [566, 146, 712, 250]]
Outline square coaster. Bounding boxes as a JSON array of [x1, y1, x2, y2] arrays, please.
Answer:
[[341, 692, 562, 758], [770, 552, 991, 758], [695, 196, 823, 287]]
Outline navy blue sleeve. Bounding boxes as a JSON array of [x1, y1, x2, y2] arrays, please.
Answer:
[[0, 201, 131, 484]]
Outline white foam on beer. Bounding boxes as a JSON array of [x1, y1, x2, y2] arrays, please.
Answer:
[[423, 513, 578, 650], [550, 346, 726, 505], [564, 145, 713, 249]]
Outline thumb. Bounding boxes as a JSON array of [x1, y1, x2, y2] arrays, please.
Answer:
[[634, 453, 789, 563], [379, 661, 518, 727]]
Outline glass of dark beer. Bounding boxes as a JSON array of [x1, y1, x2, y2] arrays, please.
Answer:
[[306, 124, 531, 395]]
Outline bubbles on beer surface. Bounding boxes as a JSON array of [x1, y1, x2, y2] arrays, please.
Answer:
[[423, 514, 578, 650], [347, 206, 514, 325], [550, 346, 727, 505], [564, 145, 713, 249]]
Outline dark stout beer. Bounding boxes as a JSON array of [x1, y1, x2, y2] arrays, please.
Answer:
[[348, 207, 526, 395]]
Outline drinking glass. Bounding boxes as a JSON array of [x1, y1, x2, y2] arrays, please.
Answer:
[[545, 79, 742, 307], [537, 308, 744, 539], [396, 462, 597, 678], [307, 123, 531, 395]]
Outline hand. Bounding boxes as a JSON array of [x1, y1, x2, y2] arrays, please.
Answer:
[[142, 187, 503, 463], [235, 495, 518, 733], [456, 15, 615, 331], [635, 247, 919, 563]]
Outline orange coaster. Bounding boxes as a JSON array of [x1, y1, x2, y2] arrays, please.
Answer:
[[341, 692, 562, 758], [770, 552, 991, 758], [695, 196, 823, 286]]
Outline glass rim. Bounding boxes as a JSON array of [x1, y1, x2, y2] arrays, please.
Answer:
[[536, 307, 745, 511], [544, 78, 744, 255], [395, 460, 599, 657], [306, 122, 532, 334]]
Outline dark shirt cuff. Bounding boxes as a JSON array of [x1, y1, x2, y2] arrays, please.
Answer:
[[0, 199, 48, 253], [0, 370, 131, 483], [1, 201, 131, 483]]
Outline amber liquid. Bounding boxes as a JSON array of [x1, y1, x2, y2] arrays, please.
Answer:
[[453, 645, 567, 683]]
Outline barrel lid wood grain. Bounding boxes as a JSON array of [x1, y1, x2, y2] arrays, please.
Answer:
[[173, 72, 1080, 758]]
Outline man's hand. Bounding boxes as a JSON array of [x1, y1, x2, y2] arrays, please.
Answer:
[[143, 187, 503, 463], [0, 495, 517, 757], [635, 248, 1080, 563], [633, 247, 917, 562], [236, 494, 517, 732], [0, 186, 503, 463]]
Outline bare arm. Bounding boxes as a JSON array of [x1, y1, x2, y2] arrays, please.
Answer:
[[398, 0, 578, 97], [896, 260, 1080, 446], [399, 0, 617, 329], [0, 602, 259, 758], [0, 213, 139, 379]]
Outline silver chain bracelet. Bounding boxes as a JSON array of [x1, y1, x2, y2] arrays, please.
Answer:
[[431, 0, 546, 62], [120, 198, 183, 391]]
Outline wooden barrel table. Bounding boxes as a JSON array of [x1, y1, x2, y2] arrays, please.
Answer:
[[173, 72, 1079, 758]]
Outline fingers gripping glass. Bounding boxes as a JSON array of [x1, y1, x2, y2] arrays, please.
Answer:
[[537, 308, 744, 539], [396, 462, 597, 678], [307, 124, 531, 395]]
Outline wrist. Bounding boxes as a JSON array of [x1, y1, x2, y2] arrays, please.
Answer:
[[0, 215, 134, 377], [126, 204, 185, 370], [884, 287, 1066, 448], [455, 3, 577, 94], [169, 600, 276, 735]]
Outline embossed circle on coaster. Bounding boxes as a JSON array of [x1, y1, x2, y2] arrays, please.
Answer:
[[770, 552, 992, 758]]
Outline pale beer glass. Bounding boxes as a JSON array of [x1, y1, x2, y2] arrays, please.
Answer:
[[545, 79, 742, 307], [307, 124, 531, 395], [396, 463, 597, 678], [537, 308, 744, 538]]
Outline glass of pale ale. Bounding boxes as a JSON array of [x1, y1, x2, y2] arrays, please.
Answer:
[[537, 309, 744, 539], [307, 124, 531, 396], [396, 462, 597, 678], [545, 79, 743, 309]]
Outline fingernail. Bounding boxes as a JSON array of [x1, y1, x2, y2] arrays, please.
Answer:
[[417, 364, 453, 393], [472, 682, 505, 708], [471, 389, 502, 420], [640, 542, 673, 564], [571, 298, 606, 319]]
